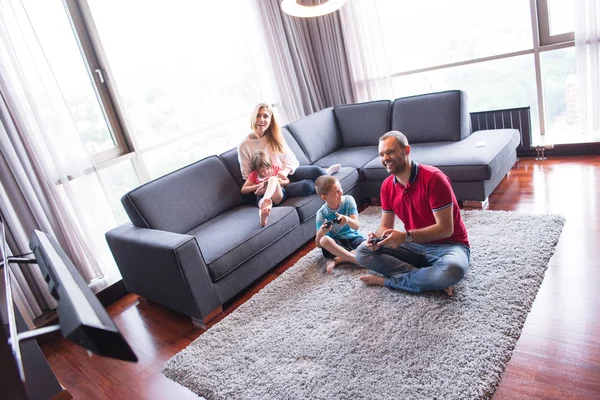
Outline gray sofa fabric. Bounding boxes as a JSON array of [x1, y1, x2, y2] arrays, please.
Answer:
[[286, 107, 343, 163], [187, 205, 299, 282], [106, 89, 521, 324], [333, 100, 391, 147], [391, 90, 471, 143], [122, 156, 245, 233]]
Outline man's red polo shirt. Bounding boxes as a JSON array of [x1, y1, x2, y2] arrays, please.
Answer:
[[380, 162, 469, 247]]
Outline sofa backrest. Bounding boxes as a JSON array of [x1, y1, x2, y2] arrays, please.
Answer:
[[121, 156, 245, 233], [285, 107, 343, 163], [333, 100, 391, 147], [282, 127, 310, 165], [391, 90, 471, 144]]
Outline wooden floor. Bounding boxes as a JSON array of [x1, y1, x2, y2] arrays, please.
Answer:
[[40, 156, 600, 399]]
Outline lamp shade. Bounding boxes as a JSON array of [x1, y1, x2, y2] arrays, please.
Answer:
[[281, 0, 347, 18]]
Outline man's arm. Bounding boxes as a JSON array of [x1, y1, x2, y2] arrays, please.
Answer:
[[407, 205, 454, 242]]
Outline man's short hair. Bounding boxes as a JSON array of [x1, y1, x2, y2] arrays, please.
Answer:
[[315, 175, 338, 196], [379, 130, 409, 148]]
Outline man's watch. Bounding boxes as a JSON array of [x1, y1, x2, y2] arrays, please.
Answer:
[[405, 230, 413, 243]]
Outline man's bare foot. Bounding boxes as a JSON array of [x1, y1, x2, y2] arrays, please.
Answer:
[[326, 256, 344, 274], [359, 275, 385, 286], [259, 198, 272, 227], [442, 286, 454, 297]]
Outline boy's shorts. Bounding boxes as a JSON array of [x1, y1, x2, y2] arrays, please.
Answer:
[[256, 188, 288, 206], [322, 237, 366, 259]]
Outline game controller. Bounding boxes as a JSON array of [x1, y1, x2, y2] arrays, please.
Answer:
[[368, 234, 389, 245], [323, 218, 341, 228]]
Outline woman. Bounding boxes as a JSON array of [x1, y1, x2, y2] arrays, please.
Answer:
[[237, 103, 340, 198]]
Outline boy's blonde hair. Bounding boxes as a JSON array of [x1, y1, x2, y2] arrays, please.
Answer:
[[315, 175, 338, 196], [251, 151, 273, 172]]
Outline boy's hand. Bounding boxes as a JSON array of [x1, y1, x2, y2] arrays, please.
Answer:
[[334, 212, 347, 226], [320, 222, 332, 232]]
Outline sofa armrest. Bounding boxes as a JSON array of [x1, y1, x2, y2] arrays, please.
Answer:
[[105, 224, 221, 321]]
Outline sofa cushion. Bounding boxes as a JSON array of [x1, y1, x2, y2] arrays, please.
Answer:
[[121, 156, 245, 233], [334, 100, 391, 147], [391, 90, 471, 144], [362, 128, 520, 182], [188, 205, 299, 282], [312, 146, 378, 170], [285, 107, 343, 163], [281, 167, 360, 222], [282, 127, 311, 166]]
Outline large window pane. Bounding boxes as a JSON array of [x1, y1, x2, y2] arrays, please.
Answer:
[[391, 55, 539, 135], [87, 0, 270, 153], [143, 116, 247, 180], [547, 0, 575, 36], [97, 159, 141, 224], [377, 0, 533, 73], [22, 0, 116, 155], [541, 47, 579, 142]]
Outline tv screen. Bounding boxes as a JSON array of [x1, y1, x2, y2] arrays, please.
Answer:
[[29, 230, 137, 362]]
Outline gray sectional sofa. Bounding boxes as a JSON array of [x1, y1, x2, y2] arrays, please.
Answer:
[[106, 90, 521, 327]]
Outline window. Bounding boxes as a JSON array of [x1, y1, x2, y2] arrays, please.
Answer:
[[23, 0, 125, 162], [85, 0, 275, 156], [538, 0, 575, 45], [540, 47, 579, 141], [377, 0, 533, 73], [392, 55, 539, 135]]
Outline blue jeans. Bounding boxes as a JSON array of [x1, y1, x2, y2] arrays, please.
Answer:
[[286, 165, 327, 197], [355, 241, 470, 293]]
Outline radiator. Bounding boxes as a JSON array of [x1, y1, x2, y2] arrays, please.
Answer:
[[470, 106, 534, 156]]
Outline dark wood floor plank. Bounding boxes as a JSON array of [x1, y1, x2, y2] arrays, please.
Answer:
[[40, 155, 600, 399]]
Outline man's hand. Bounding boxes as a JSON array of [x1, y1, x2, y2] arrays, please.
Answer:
[[378, 229, 404, 248], [365, 231, 379, 250]]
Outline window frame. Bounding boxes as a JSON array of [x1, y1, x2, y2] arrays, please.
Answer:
[[537, 0, 575, 46]]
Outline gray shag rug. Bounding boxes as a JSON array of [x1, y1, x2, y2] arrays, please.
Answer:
[[163, 207, 565, 400]]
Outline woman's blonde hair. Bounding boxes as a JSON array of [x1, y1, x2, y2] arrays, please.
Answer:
[[251, 151, 273, 172], [250, 103, 285, 154]]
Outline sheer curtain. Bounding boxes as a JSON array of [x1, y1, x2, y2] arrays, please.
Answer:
[[575, 0, 600, 134], [252, 0, 355, 119], [339, 0, 394, 102], [0, 0, 111, 324]]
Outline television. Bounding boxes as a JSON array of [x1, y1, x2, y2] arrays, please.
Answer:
[[28, 230, 137, 362], [1, 227, 137, 386]]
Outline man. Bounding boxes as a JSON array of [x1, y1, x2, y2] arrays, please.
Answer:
[[355, 131, 470, 296]]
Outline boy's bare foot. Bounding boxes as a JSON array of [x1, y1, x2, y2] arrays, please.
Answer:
[[359, 275, 385, 286], [326, 256, 344, 274], [259, 198, 272, 227], [443, 286, 454, 297]]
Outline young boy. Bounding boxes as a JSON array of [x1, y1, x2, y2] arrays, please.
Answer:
[[241, 151, 289, 227], [314, 175, 366, 273]]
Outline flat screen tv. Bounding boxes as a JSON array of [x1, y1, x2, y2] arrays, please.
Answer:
[[27, 230, 137, 362]]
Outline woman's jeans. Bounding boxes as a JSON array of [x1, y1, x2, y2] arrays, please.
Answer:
[[286, 165, 327, 197], [355, 241, 471, 292]]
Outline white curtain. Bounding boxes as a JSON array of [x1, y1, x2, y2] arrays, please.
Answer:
[[339, 0, 394, 102], [0, 0, 112, 323], [575, 0, 600, 134]]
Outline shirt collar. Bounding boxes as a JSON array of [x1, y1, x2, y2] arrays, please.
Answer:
[[393, 161, 419, 186]]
